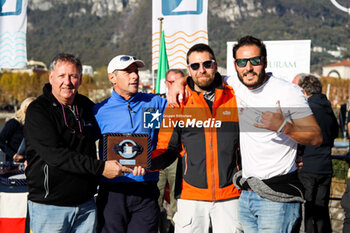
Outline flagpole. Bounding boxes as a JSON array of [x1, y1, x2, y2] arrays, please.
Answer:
[[154, 17, 164, 92]]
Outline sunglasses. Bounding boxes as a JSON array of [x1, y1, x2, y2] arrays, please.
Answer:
[[120, 56, 137, 62], [235, 56, 264, 67], [189, 60, 215, 71]]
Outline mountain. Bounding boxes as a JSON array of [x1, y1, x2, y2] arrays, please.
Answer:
[[26, 0, 350, 74]]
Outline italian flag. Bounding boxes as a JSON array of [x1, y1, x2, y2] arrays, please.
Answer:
[[0, 192, 27, 233]]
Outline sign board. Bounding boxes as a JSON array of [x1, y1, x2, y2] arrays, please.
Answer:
[[0, 0, 28, 68], [152, 0, 208, 70]]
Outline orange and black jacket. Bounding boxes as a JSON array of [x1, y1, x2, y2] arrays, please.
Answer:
[[151, 73, 241, 201]]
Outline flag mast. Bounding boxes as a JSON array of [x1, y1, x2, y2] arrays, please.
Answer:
[[153, 17, 164, 92]]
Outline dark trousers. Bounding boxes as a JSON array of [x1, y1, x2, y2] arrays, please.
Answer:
[[341, 178, 350, 233], [96, 182, 160, 233], [299, 172, 332, 233]]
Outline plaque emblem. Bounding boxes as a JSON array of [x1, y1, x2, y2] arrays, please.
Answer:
[[103, 133, 151, 169]]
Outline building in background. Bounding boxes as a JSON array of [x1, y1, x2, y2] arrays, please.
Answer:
[[322, 60, 350, 79]]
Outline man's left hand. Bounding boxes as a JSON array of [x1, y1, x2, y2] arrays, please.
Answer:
[[132, 166, 146, 176], [254, 101, 285, 132]]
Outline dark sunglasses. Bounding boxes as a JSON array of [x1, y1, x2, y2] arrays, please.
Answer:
[[120, 56, 137, 62], [235, 56, 264, 67], [189, 60, 215, 70]]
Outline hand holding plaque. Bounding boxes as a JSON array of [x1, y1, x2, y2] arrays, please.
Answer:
[[102, 160, 133, 178], [103, 133, 151, 169]]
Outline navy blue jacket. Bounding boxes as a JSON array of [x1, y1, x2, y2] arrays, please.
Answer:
[[0, 118, 23, 159], [301, 94, 338, 174]]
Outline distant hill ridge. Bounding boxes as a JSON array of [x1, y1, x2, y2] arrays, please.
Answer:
[[26, 0, 350, 74]]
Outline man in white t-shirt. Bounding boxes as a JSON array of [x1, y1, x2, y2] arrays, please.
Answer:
[[167, 36, 322, 233], [227, 35, 322, 233]]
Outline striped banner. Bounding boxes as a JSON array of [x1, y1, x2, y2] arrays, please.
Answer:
[[0, 0, 28, 69], [152, 0, 208, 71], [0, 192, 28, 233]]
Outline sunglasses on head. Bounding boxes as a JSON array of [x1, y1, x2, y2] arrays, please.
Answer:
[[235, 56, 264, 67], [189, 60, 215, 71], [119, 56, 137, 62]]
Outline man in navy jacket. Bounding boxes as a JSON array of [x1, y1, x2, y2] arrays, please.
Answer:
[[297, 74, 338, 233]]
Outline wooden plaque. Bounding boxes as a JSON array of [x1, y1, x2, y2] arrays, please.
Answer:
[[103, 133, 151, 169]]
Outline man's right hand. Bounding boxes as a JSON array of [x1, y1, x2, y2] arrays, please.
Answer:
[[102, 160, 133, 179], [167, 77, 188, 108]]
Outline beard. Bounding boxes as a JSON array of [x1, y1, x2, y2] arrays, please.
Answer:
[[237, 70, 267, 89], [194, 74, 215, 92]]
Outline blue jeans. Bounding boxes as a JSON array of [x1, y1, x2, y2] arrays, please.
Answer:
[[28, 199, 97, 233], [239, 190, 300, 233]]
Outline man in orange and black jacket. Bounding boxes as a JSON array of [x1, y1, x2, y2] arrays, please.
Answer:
[[151, 44, 243, 233]]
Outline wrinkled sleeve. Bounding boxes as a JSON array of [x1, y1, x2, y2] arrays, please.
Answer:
[[151, 106, 182, 170]]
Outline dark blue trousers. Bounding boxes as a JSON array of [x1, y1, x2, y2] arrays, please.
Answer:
[[299, 172, 332, 233], [96, 181, 160, 233]]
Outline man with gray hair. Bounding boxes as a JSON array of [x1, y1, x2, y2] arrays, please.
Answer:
[[24, 53, 134, 233], [297, 74, 338, 233], [292, 73, 309, 86]]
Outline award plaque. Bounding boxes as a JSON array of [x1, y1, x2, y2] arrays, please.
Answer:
[[103, 133, 151, 169]]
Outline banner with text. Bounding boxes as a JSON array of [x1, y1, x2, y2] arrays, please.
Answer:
[[0, 0, 28, 69], [152, 0, 208, 71], [227, 40, 311, 82]]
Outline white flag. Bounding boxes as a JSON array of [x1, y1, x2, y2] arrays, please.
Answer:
[[0, 0, 28, 68], [152, 0, 208, 71]]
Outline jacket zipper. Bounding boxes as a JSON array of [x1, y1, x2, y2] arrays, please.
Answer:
[[43, 164, 49, 198], [128, 101, 134, 128], [199, 92, 216, 201], [210, 128, 215, 200], [184, 153, 188, 175]]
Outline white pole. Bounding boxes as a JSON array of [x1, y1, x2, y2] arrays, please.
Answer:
[[152, 70, 155, 92], [154, 17, 164, 93], [326, 83, 331, 99]]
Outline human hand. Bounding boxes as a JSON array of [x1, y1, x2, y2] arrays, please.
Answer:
[[254, 101, 285, 132], [132, 166, 146, 176], [13, 153, 24, 163], [295, 156, 303, 172], [102, 160, 133, 179], [167, 77, 189, 108]]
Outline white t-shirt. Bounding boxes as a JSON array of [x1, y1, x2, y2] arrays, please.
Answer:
[[225, 74, 312, 179]]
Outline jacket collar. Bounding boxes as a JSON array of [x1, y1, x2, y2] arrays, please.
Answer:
[[111, 88, 139, 103]]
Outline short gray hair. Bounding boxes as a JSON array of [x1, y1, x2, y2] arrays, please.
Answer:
[[165, 69, 185, 81], [298, 75, 322, 95], [49, 53, 82, 74]]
